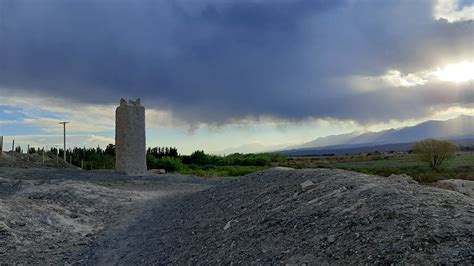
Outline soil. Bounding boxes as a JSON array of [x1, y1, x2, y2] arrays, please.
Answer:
[[0, 167, 473, 264], [0, 167, 219, 264]]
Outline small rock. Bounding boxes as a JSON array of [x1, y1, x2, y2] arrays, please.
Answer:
[[224, 220, 233, 231], [437, 179, 474, 198], [301, 180, 317, 192], [389, 174, 417, 184], [148, 169, 166, 175], [327, 234, 336, 243]]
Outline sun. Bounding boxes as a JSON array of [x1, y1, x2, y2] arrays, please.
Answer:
[[434, 61, 474, 82]]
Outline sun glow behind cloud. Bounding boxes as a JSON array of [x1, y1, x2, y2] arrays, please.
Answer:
[[351, 60, 473, 92], [434, 61, 474, 82]]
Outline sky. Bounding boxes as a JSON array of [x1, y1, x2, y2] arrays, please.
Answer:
[[0, 0, 473, 154]]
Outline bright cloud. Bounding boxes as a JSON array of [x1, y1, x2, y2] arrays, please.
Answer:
[[350, 60, 474, 92], [434, 61, 474, 82], [434, 0, 474, 22], [350, 70, 428, 92]]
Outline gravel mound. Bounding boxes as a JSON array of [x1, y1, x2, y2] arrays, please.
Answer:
[[135, 168, 474, 264]]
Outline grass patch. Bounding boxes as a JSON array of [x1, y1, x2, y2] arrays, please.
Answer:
[[179, 165, 270, 178], [301, 153, 474, 183]]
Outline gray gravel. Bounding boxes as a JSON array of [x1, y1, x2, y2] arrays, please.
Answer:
[[81, 168, 474, 264], [0, 167, 219, 265], [1, 167, 473, 264]]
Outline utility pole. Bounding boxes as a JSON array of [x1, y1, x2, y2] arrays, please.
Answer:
[[82, 146, 85, 169], [59, 122, 69, 162]]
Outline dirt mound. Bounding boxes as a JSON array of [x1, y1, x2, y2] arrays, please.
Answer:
[[0, 178, 142, 264], [143, 168, 474, 264]]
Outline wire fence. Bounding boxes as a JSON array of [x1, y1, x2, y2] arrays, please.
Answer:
[[0, 136, 115, 170]]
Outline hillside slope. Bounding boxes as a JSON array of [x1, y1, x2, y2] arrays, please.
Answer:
[[288, 115, 474, 151]]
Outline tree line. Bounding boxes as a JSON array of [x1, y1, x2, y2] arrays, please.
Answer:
[[23, 144, 286, 171]]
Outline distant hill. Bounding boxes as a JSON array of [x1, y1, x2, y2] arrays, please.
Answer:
[[290, 131, 361, 149], [278, 138, 474, 156], [279, 115, 474, 156], [212, 143, 291, 155]]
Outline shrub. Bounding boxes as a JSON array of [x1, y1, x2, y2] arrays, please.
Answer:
[[184, 150, 211, 166], [148, 156, 183, 172], [413, 139, 457, 170]]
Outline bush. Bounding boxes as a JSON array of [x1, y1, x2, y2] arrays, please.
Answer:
[[180, 165, 269, 178], [148, 156, 183, 172], [182, 150, 211, 166], [218, 153, 287, 166], [413, 139, 457, 170]]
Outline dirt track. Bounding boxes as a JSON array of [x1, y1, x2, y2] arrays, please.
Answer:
[[0, 167, 220, 264]]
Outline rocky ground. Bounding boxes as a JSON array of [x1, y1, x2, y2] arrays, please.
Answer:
[[0, 167, 219, 264], [0, 167, 473, 264]]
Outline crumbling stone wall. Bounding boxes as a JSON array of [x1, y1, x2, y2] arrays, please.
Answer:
[[115, 99, 146, 176]]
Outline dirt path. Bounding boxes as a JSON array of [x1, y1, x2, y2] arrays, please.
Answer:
[[77, 193, 190, 264], [0, 167, 220, 264]]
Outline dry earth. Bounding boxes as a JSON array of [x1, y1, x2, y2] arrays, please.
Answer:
[[0, 167, 218, 264], [0, 167, 473, 264]]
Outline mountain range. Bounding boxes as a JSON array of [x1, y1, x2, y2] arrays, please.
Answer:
[[278, 115, 474, 156]]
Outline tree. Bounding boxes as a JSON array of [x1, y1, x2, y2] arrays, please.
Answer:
[[188, 150, 209, 166], [413, 139, 457, 170], [104, 144, 115, 156]]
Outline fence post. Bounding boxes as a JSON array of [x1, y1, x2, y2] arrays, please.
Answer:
[[27, 144, 30, 162], [82, 146, 86, 169], [0, 136, 3, 154], [42, 147, 45, 165], [11, 140, 14, 159]]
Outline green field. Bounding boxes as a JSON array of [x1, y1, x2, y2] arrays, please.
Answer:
[[179, 165, 270, 178], [171, 152, 474, 182], [300, 153, 474, 183]]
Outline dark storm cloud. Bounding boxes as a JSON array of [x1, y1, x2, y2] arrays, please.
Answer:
[[0, 0, 472, 125]]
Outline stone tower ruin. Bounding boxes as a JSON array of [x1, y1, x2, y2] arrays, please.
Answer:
[[115, 98, 147, 176]]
